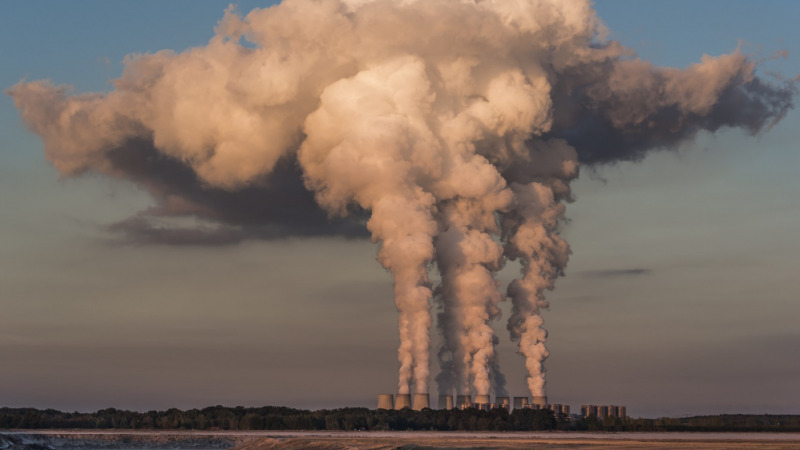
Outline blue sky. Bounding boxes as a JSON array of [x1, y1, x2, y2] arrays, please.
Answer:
[[1, 0, 799, 417]]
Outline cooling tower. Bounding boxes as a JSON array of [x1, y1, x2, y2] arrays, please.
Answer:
[[413, 393, 430, 410], [474, 394, 490, 405], [532, 395, 547, 406], [438, 395, 453, 410], [619, 406, 627, 418], [456, 395, 472, 409], [395, 393, 412, 409], [377, 394, 394, 410], [496, 396, 510, 411], [513, 396, 528, 409]]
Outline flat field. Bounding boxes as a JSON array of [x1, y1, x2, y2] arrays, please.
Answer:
[[231, 431, 800, 449], [5, 430, 800, 449]]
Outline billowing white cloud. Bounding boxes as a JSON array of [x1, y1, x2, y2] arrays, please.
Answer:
[[8, 0, 793, 399]]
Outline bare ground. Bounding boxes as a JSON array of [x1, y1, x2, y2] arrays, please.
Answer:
[[233, 436, 800, 450]]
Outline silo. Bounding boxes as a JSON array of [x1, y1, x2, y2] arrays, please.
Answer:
[[438, 395, 453, 410], [496, 396, 510, 411], [456, 394, 472, 409], [395, 393, 412, 409], [513, 396, 528, 410], [377, 394, 394, 410], [531, 395, 547, 406], [413, 393, 430, 410]]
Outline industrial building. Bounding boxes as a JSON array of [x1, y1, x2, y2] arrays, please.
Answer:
[[580, 404, 627, 419], [378, 394, 626, 418]]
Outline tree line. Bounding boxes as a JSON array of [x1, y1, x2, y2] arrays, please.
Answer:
[[1, 406, 799, 432]]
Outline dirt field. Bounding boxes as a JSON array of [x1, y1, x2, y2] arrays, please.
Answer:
[[233, 434, 800, 450], [6, 430, 800, 450]]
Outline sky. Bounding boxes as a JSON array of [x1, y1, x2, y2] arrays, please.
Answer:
[[1, 0, 799, 418]]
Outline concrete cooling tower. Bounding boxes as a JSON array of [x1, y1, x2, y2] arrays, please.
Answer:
[[377, 394, 394, 410], [438, 395, 453, 410], [496, 396, 510, 410], [532, 396, 547, 406], [395, 394, 412, 409], [474, 394, 490, 405], [456, 395, 472, 409], [413, 393, 430, 410], [513, 397, 528, 409]]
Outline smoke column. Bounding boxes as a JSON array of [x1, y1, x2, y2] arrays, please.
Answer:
[[8, 0, 793, 398]]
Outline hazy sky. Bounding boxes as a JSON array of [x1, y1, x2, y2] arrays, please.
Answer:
[[2, 0, 799, 418]]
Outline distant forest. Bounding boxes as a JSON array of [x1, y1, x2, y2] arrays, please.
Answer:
[[1, 406, 799, 432]]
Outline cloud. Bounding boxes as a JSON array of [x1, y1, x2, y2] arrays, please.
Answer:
[[100, 136, 370, 244], [581, 268, 653, 278], [6, 0, 794, 400]]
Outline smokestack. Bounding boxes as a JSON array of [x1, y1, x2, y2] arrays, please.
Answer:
[[413, 393, 430, 410], [456, 394, 472, 409], [395, 393, 412, 410], [513, 396, 528, 410], [377, 394, 394, 410], [532, 395, 547, 406], [438, 395, 453, 410]]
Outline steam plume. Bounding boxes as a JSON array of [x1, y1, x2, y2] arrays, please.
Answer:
[[8, 0, 793, 398]]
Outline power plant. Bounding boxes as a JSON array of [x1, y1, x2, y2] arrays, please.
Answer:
[[581, 404, 627, 419], [377, 394, 627, 419]]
